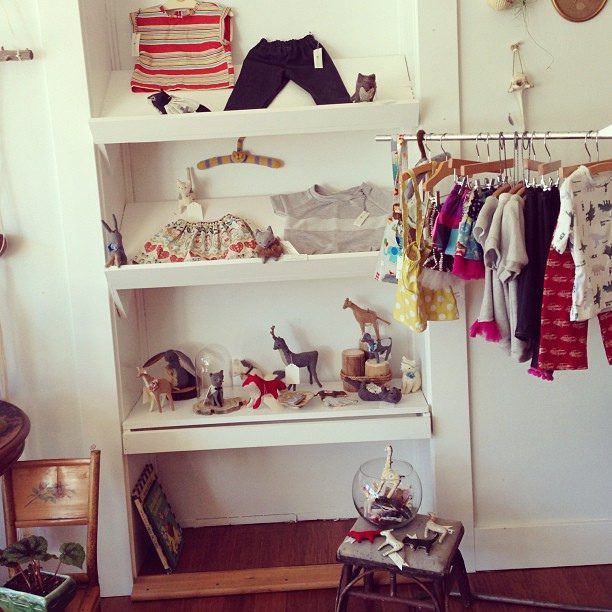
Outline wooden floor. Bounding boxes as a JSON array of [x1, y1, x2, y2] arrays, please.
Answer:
[[101, 520, 612, 611]]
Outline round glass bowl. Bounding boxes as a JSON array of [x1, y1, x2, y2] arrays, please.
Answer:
[[352, 455, 422, 528]]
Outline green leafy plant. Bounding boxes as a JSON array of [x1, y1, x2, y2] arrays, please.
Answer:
[[0, 535, 84, 596]]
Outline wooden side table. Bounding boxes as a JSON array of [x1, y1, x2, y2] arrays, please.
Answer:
[[0, 401, 30, 477], [336, 514, 472, 611]]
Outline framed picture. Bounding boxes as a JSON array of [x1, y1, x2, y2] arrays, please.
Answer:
[[132, 464, 183, 572], [551, 0, 608, 22]]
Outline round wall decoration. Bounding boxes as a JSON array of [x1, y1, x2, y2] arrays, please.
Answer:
[[551, 0, 608, 21]]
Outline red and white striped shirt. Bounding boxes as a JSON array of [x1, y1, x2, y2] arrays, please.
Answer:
[[130, 2, 234, 93]]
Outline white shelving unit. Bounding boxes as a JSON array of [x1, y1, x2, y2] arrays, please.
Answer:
[[76, 0, 424, 600]]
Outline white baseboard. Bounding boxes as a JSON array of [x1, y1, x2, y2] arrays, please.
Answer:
[[475, 519, 612, 570], [185, 514, 298, 527]]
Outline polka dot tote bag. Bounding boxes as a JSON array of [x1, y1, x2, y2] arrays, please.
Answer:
[[393, 169, 458, 332]]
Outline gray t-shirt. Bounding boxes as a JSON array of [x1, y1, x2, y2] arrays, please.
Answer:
[[270, 182, 391, 254]]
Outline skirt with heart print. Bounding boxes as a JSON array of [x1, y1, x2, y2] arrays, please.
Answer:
[[132, 214, 258, 264]]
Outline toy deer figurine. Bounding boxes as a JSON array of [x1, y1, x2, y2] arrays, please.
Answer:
[[377, 529, 404, 556], [137, 367, 175, 413], [343, 298, 390, 341], [270, 326, 322, 388], [424, 513, 455, 544]]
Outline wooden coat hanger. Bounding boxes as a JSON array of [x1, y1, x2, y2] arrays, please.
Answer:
[[460, 132, 513, 177], [197, 137, 284, 170], [521, 132, 561, 176], [559, 132, 612, 178], [162, 0, 197, 10]]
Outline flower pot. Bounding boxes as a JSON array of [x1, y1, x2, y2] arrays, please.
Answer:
[[0, 572, 76, 612]]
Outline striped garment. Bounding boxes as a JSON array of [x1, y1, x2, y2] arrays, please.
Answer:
[[130, 2, 234, 92]]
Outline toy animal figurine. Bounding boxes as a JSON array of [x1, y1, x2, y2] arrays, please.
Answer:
[[347, 528, 383, 544], [314, 389, 348, 401], [101, 214, 128, 268], [255, 226, 284, 263], [403, 532, 438, 555], [270, 326, 322, 389], [376, 445, 402, 498], [400, 356, 422, 394], [242, 373, 287, 409], [147, 89, 210, 114], [137, 367, 175, 413], [361, 332, 392, 363], [377, 529, 404, 556], [206, 370, 224, 407], [350, 73, 377, 103], [177, 168, 195, 213], [357, 382, 402, 404], [424, 513, 455, 544], [343, 298, 390, 341], [143, 350, 197, 396]]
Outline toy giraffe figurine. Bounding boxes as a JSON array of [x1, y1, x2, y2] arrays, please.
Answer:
[[343, 298, 390, 341], [376, 445, 401, 498]]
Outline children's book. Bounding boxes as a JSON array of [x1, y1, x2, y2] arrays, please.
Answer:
[[131, 463, 183, 572]]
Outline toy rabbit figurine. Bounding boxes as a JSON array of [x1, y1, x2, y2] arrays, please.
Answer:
[[101, 214, 127, 268]]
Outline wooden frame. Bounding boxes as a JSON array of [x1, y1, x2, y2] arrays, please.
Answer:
[[1, 450, 101, 611], [551, 0, 608, 22]]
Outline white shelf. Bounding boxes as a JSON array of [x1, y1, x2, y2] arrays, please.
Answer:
[[106, 251, 378, 291], [89, 56, 418, 144], [104, 196, 383, 292], [122, 385, 430, 454]]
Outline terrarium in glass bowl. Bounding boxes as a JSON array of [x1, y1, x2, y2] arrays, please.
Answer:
[[352, 445, 422, 528]]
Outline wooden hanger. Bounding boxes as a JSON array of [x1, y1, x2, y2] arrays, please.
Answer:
[[581, 159, 612, 175], [423, 157, 478, 192], [558, 131, 608, 179], [197, 137, 284, 170], [162, 0, 197, 10], [461, 157, 513, 177]]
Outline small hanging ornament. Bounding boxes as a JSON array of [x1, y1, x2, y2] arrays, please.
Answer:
[[487, 0, 515, 9], [508, 42, 533, 131]]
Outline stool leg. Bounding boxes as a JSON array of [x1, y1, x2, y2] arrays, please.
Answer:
[[389, 571, 397, 597], [335, 564, 352, 612], [451, 550, 473, 607], [432, 576, 447, 612]]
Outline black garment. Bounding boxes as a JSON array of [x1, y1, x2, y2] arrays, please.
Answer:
[[515, 186, 561, 367], [224, 35, 350, 110]]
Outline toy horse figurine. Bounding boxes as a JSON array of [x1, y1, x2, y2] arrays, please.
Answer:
[[343, 298, 390, 341], [242, 373, 287, 409], [137, 367, 175, 413]]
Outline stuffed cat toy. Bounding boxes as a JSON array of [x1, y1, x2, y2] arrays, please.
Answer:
[[255, 226, 284, 263], [148, 89, 210, 114], [400, 356, 421, 394], [350, 73, 377, 103]]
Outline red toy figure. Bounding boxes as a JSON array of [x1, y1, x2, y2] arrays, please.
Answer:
[[242, 374, 287, 409], [347, 528, 384, 543]]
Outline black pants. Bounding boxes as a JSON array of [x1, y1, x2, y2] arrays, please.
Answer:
[[224, 35, 350, 110]]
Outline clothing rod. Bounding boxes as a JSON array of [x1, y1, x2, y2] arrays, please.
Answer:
[[375, 131, 612, 142]]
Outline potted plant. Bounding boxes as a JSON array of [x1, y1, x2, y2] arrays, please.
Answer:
[[0, 534, 84, 612]]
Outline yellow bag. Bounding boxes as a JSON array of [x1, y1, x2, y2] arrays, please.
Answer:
[[393, 169, 458, 332]]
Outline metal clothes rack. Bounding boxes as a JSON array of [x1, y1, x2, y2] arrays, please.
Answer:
[[375, 131, 612, 142]]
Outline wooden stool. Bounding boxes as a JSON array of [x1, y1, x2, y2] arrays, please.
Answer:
[[335, 514, 472, 611]]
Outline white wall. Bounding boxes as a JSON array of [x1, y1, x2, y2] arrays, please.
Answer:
[[1, 0, 610, 599]]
